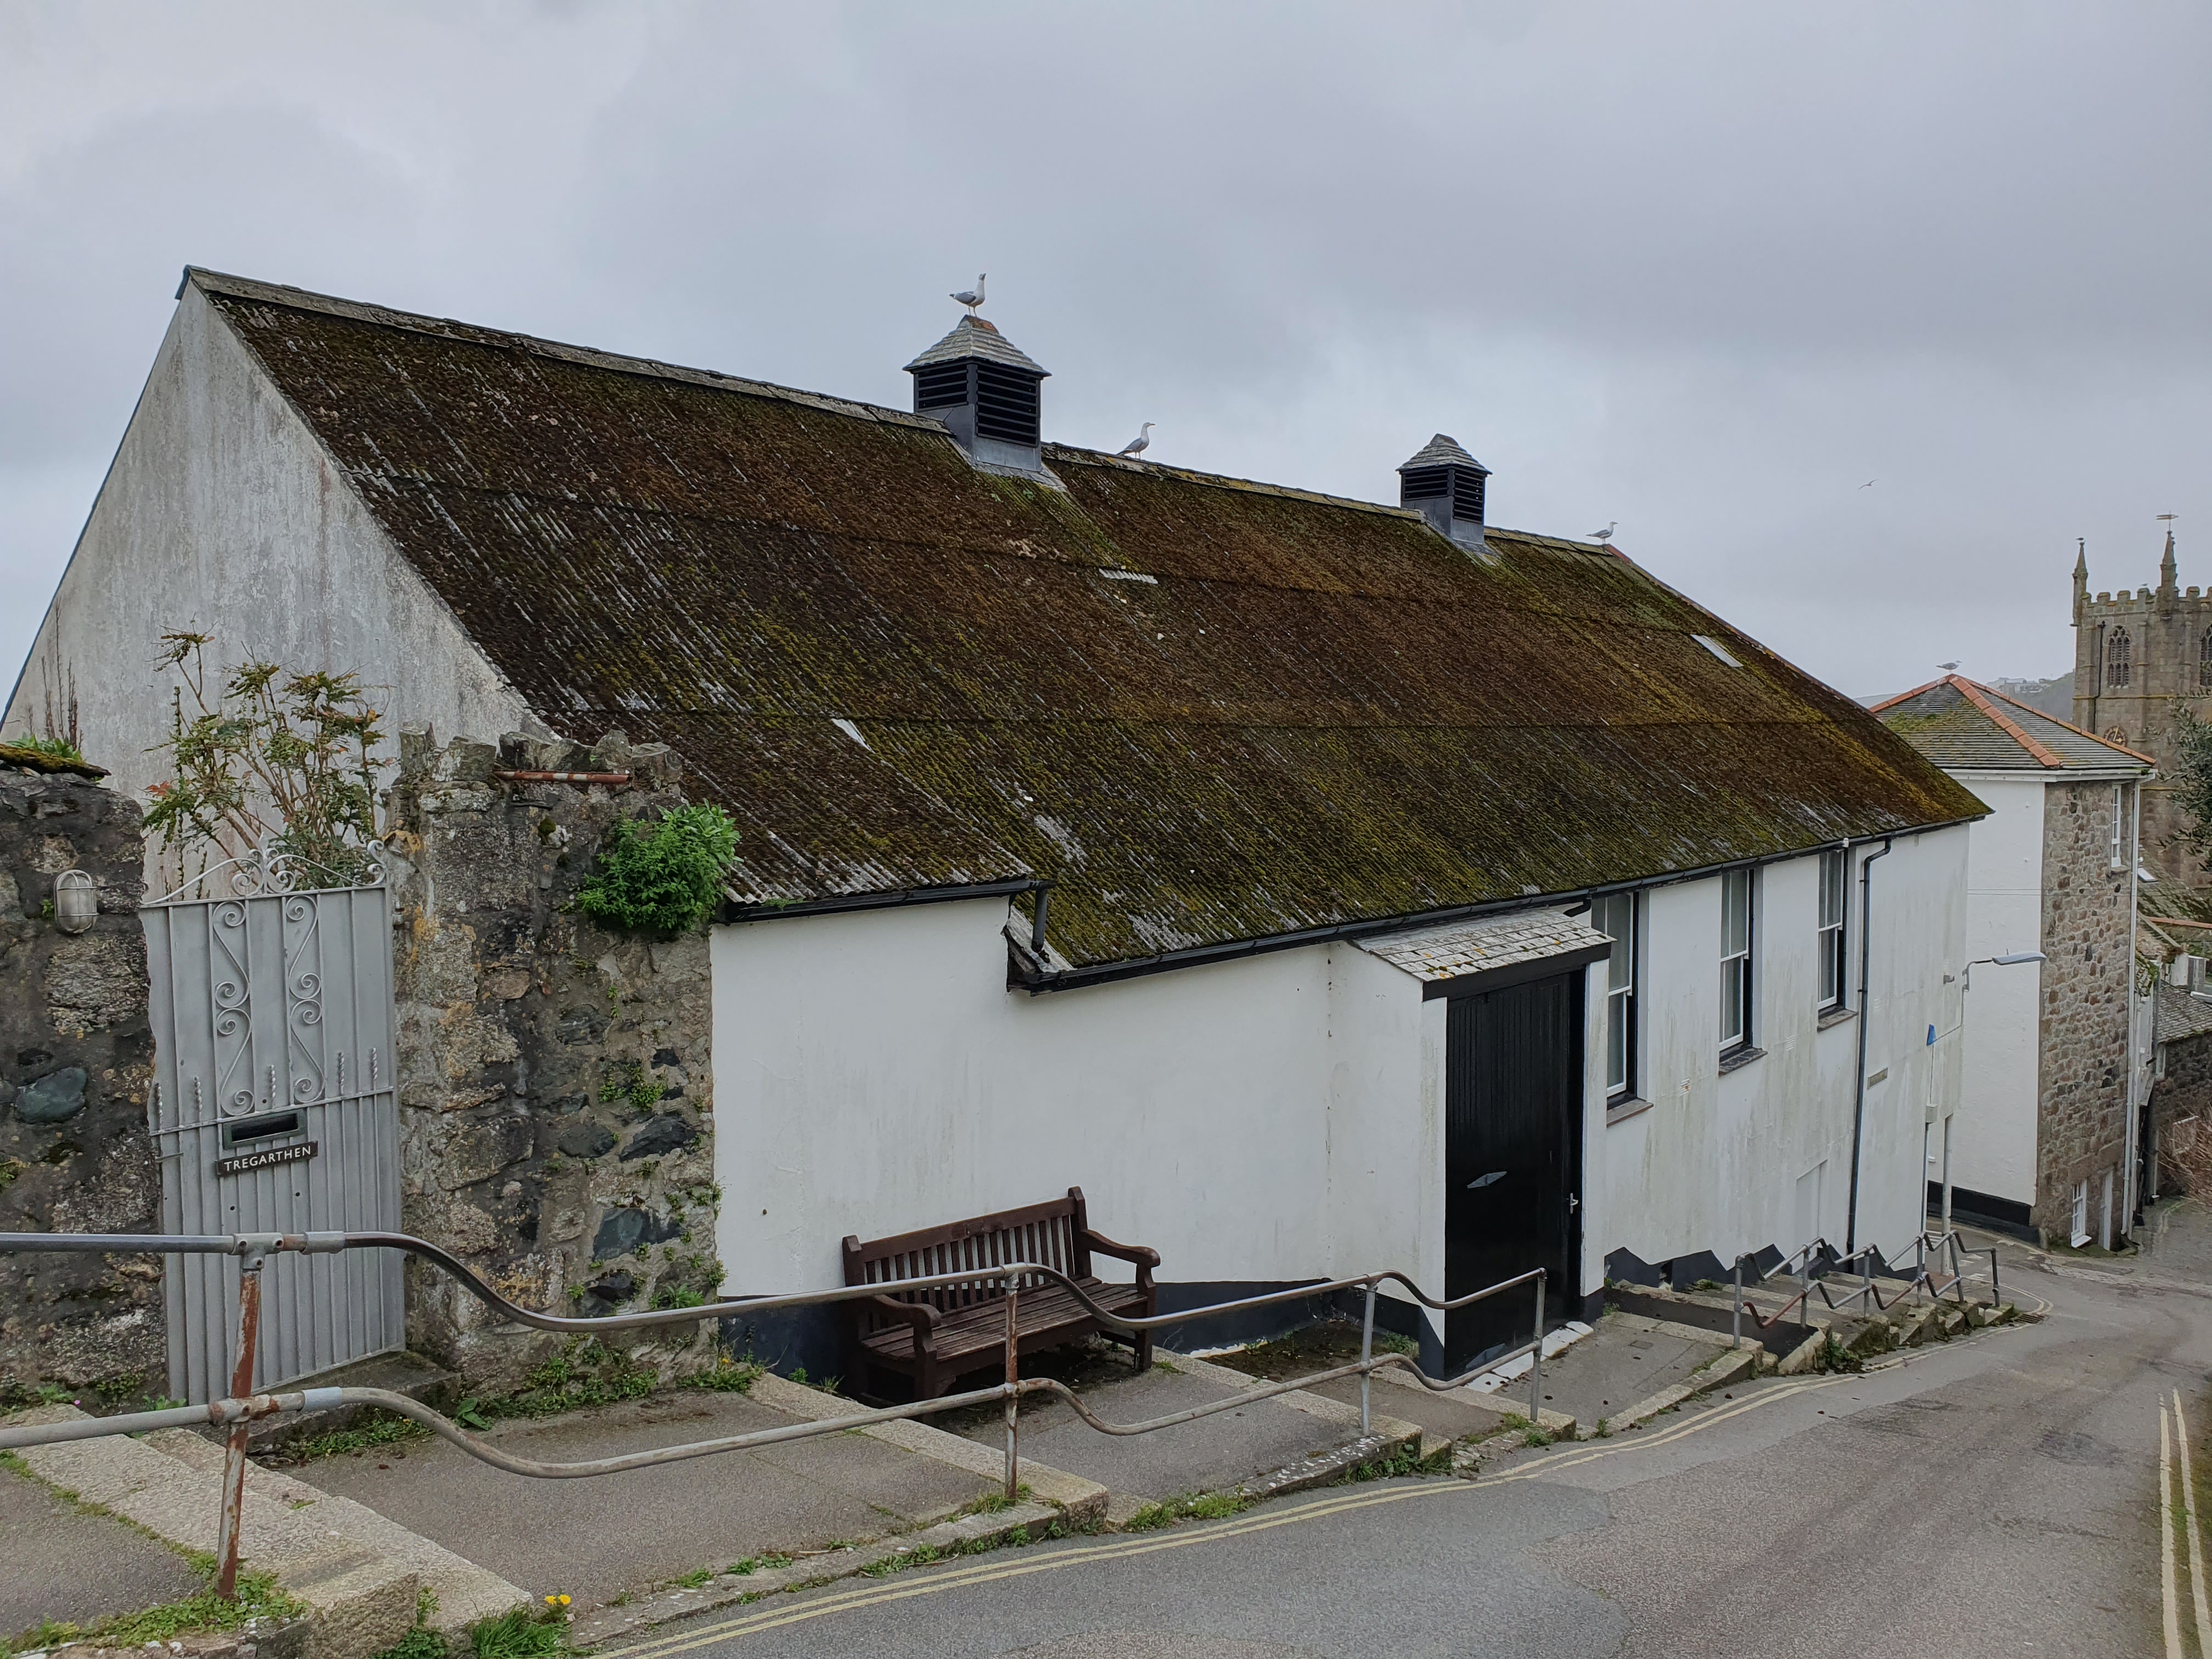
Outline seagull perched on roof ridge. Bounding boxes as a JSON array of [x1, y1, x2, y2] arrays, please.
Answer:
[[1938, 661, 1961, 672], [1589, 520, 1617, 543], [950, 274, 986, 315], [1118, 421, 1154, 460]]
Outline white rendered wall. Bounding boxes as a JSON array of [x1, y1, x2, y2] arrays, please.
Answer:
[[1944, 776, 2047, 1205], [710, 900, 1438, 1299], [1587, 828, 1970, 1281], [3, 286, 535, 831]]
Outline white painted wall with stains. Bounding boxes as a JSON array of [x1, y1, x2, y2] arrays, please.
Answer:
[[2, 284, 535, 851], [710, 828, 1967, 1340]]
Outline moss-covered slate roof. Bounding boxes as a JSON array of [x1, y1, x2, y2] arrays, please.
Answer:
[[1873, 675, 2153, 774], [193, 269, 1986, 972]]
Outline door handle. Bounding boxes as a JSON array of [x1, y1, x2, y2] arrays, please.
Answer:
[[1568, 1194, 1580, 1213]]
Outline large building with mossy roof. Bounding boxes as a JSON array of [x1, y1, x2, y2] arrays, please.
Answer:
[[8, 269, 1984, 1378]]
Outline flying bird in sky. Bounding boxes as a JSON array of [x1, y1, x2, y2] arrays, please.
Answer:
[[1589, 520, 1617, 542], [1118, 421, 1154, 460], [1861, 479, 1877, 488], [1938, 661, 1960, 672], [950, 273, 986, 314]]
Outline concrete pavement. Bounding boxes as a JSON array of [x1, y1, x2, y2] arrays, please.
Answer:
[[574, 1214, 2208, 1657]]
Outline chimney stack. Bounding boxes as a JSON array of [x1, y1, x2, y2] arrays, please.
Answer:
[[1397, 435, 1490, 551], [905, 317, 1049, 476]]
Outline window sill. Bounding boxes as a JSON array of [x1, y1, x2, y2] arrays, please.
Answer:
[[1606, 1096, 1656, 1127], [1718, 1045, 1765, 1076], [1817, 1006, 1857, 1031]]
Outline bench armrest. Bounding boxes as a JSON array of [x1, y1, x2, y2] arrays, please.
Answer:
[[1079, 1228, 1159, 1293], [857, 1293, 940, 1357]]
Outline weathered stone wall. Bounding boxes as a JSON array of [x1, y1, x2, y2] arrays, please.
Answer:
[[2034, 779, 2137, 1238], [384, 729, 721, 1391], [2152, 1027, 2212, 1195], [0, 766, 160, 1405]]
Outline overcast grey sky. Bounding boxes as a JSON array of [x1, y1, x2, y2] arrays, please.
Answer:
[[3, 2, 2206, 701]]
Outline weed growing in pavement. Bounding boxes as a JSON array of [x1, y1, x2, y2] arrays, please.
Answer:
[[286, 1410, 432, 1462], [1811, 1334, 1863, 1374], [672, 1568, 713, 1588], [1373, 1332, 1420, 1357], [678, 1355, 765, 1394], [858, 1517, 1075, 1578], [726, 1553, 795, 1576], [950, 1486, 1030, 1519], [2, 1570, 301, 1656], [1338, 1441, 1452, 1483], [1521, 1426, 1557, 1448], [1123, 1490, 1251, 1531], [468, 1605, 568, 1659], [1593, 1417, 1612, 1438], [369, 1628, 450, 1659]]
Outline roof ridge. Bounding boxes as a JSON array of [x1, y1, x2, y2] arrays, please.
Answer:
[[186, 266, 945, 434], [1973, 678, 2157, 766], [1949, 676, 2063, 768], [1867, 676, 1945, 714]]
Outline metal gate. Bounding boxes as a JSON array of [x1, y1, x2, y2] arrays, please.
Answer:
[[143, 851, 403, 1403]]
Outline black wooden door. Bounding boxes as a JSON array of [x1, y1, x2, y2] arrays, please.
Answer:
[[1444, 970, 1583, 1373]]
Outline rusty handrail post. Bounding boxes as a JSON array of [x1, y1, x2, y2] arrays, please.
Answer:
[[214, 1240, 268, 1600], [1527, 1271, 1545, 1429], [1002, 1271, 1019, 1502], [1358, 1280, 1376, 1435]]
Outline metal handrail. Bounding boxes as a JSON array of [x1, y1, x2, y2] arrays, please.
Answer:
[[1727, 1228, 2002, 1350], [0, 1229, 1556, 1598]]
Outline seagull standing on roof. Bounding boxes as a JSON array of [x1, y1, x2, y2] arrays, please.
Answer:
[[950, 274, 986, 315], [1590, 520, 1617, 543], [1938, 661, 1960, 672], [1118, 422, 1154, 461]]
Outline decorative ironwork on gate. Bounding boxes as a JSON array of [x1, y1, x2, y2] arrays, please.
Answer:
[[143, 844, 403, 1403]]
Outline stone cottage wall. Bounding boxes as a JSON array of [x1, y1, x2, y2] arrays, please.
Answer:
[[2033, 779, 2137, 1239], [385, 729, 720, 1391], [2152, 1028, 2212, 1195], [0, 765, 160, 1406]]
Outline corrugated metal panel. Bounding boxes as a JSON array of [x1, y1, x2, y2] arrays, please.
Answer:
[[194, 274, 1989, 970], [143, 882, 402, 1403]]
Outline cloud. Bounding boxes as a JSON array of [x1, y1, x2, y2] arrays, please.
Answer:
[[2, 0, 2207, 698]]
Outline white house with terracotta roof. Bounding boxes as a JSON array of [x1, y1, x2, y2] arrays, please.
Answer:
[[1877, 675, 2153, 1245]]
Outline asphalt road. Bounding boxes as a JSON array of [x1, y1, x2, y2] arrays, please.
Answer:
[[592, 1229, 2209, 1658]]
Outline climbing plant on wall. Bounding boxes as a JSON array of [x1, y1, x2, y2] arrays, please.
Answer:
[[143, 630, 390, 884], [574, 804, 739, 936], [2174, 706, 2212, 864]]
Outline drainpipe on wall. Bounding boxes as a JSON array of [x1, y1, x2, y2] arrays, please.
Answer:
[[1846, 838, 1894, 1255], [2123, 780, 2145, 1230]]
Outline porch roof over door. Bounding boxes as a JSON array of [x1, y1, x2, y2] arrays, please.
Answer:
[[1358, 906, 1615, 996]]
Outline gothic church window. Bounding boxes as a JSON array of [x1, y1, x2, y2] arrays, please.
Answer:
[[2199, 628, 2212, 690], [2108, 628, 2132, 687]]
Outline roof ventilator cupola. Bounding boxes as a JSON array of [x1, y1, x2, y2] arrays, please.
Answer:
[[1397, 434, 1491, 551], [905, 316, 1051, 478]]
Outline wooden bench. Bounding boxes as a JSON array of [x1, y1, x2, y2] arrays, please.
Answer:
[[841, 1188, 1159, 1401]]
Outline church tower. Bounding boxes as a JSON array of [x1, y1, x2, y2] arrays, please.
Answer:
[[2072, 527, 2202, 883]]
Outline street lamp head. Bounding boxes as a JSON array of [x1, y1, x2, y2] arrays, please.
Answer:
[[1989, 952, 2046, 966]]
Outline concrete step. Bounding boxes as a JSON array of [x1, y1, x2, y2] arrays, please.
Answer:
[[244, 1352, 458, 1455], [140, 1427, 527, 1639], [4, 1406, 423, 1659]]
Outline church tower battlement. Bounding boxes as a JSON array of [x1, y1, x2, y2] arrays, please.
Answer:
[[2073, 528, 2203, 883]]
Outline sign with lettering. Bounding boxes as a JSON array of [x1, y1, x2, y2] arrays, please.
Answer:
[[216, 1141, 318, 1178]]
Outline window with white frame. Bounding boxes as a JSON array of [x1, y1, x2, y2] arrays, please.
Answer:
[[1593, 891, 1637, 1099], [1720, 868, 1754, 1053], [2111, 785, 2125, 870], [1818, 849, 1847, 1011]]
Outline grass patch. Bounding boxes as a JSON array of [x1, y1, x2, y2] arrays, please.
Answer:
[[726, 1553, 794, 1577], [672, 1568, 713, 1589], [677, 1356, 765, 1395], [1521, 1426, 1557, 1448], [286, 1410, 432, 1462], [371, 1629, 452, 1659], [857, 1516, 1076, 1578], [3, 1570, 301, 1656], [949, 1486, 1030, 1519], [467, 1606, 567, 1659], [1122, 1489, 1251, 1532], [457, 1339, 658, 1427], [1337, 1441, 1452, 1483]]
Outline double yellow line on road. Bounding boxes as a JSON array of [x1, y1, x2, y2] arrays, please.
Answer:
[[590, 1370, 1854, 1658], [2160, 1390, 2212, 1657]]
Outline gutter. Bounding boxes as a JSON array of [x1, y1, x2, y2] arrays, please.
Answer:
[[1013, 815, 1982, 995], [722, 876, 1044, 924], [1845, 838, 1894, 1254]]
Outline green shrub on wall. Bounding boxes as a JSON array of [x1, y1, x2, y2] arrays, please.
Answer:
[[574, 804, 738, 936]]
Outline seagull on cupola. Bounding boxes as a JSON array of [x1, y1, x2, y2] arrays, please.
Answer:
[[1118, 422, 1154, 460], [950, 274, 986, 315]]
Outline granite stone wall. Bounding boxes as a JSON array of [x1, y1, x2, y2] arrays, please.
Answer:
[[2152, 1028, 2212, 1196], [0, 764, 161, 1405], [384, 729, 721, 1391], [2033, 779, 2136, 1239]]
